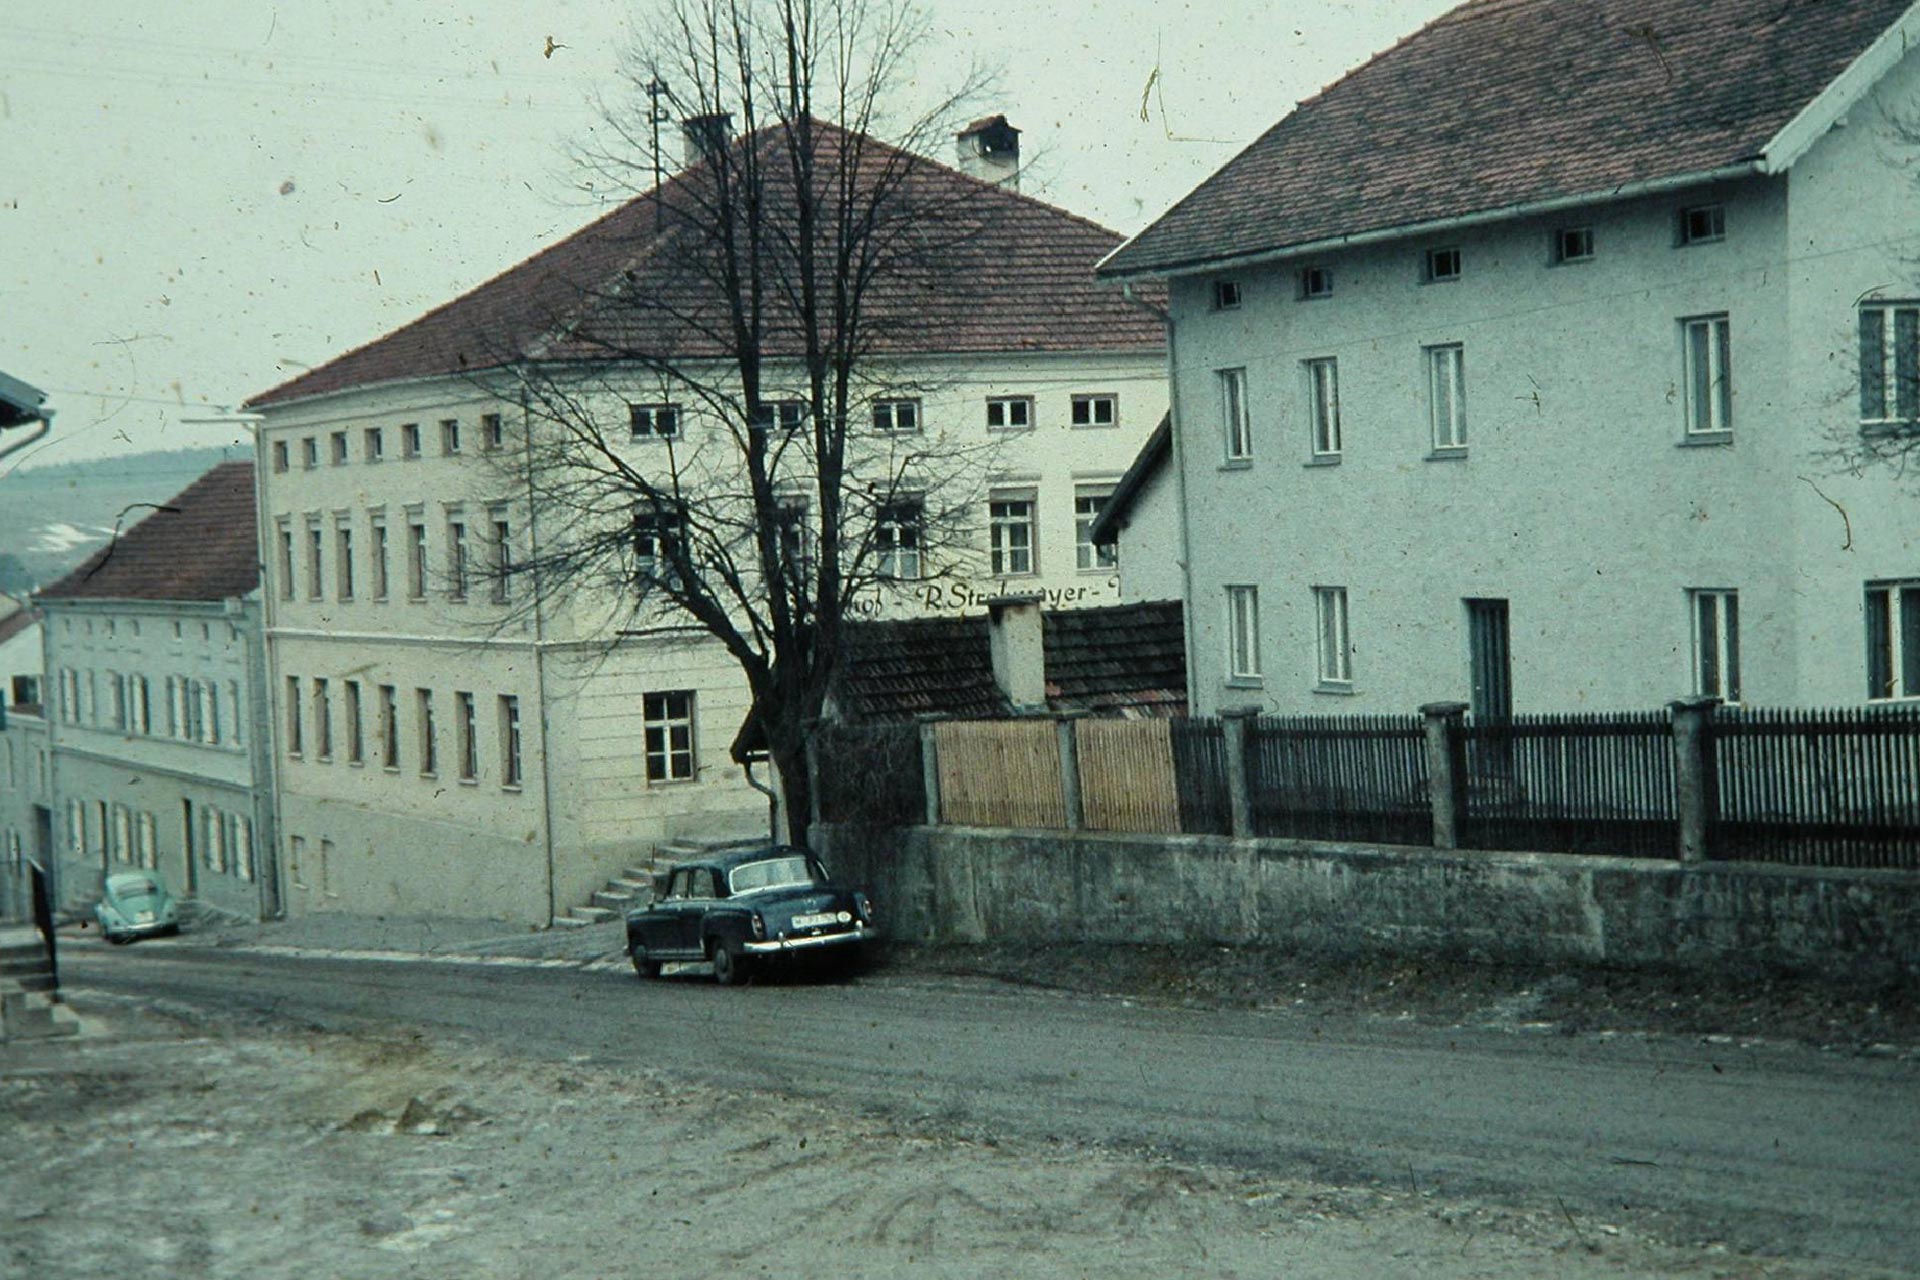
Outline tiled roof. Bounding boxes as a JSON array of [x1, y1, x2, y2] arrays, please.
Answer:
[[249, 119, 1163, 409], [1100, 0, 1914, 278], [37, 462, 259, 603], [835, 615, 1007, 722], [0, 607, 38, 648], [1044, 599, 1186, 716]]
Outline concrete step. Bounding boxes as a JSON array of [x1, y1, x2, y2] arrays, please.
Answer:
[[1, 983, 78, 1041], [608, 877, 652, 894], [590, 889, 637, 911], [565, 905, 616, 925], [550, 914, 592, 929]]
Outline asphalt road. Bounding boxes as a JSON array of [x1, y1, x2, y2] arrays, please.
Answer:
[[65, 942, 1920, 1270]]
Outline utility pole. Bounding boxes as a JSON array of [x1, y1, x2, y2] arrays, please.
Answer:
[[646, 77, 673, 231]]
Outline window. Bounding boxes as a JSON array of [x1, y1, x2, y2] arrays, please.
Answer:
[[276, 520, 294, 601], [313, 678, 332, 759], [490, 510, 513, 603], [876, 500, 923, 580], [272, 440, 289, 473], [1690, 589, 1740, 703], [407, 516, 428, 599], [1426, 344, 1467, 453], [1678, 203, 1725, 246], [985, 397, 1032, 431], [1212, 280, 1242, 310], [330, 431, 348, 465], [335, 521, 355, 600], [1315, 586, 1352, 687], [441, 419, 462, 455], [481, 413, 504, 452], [448, 518, 470, 600], [370, 513, 390, 600], [306, 521, 324, 599], [1220, 367, 1251, 462], [1226, 586, 1261, 681], [286, 675, 302, 756], [989, 493, 1036, 576], [456, 691, 477, 782], [872, 399, 920, 434], [1298, 266, 1333, 299], [631, 504, 685, 582], [1866, 580, 1920, 700], [643, 691, 696, 782], [1074, 487, 1118, 572], [500, 695, 523, 789], [1681, 314, 1732, 437], [227, 680, 242, 745], [301, 437, 319, 469], [401, 423, 421, 458], [627, 403, 681, 441], [345, 680, 364, 764], [417, 688, 437, 775], [1553, 227, 1594, 264], [1067, 394, 1117, 429], [774, 500, 813, 584], [379, 684, 399, 769], [1423, 247, 1461, 282], [1305, 358, 1341, 459], [364, 426, 385, 462], [1858, 302, 1920, 425], [750, 400, 806, 434]]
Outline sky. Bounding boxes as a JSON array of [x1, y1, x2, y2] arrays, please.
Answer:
[[1, 0, 1453, 470]]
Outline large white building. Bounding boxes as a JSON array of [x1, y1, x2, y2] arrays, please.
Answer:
[[244, 118, 1169, 926], [1098, 0, 1920, 718], [0, 606, 47, 920]]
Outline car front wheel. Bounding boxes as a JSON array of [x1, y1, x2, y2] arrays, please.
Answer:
[[630, 945, 661, 979], [709, 937, 748, 986]]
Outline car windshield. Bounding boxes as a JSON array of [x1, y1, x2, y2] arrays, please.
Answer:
[[109, 877, 159, 899], [727, 856, 822, 895]]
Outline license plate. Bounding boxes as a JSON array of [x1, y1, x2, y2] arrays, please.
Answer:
[[791, 911, 841, 929], [136, 911, 155, 923]]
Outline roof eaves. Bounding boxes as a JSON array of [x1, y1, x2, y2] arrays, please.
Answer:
[[1089, 413, 1171, 545], [1757, 0, 1920, 175]]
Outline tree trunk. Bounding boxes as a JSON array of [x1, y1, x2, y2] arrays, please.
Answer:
[[770, 735, 813, 847]]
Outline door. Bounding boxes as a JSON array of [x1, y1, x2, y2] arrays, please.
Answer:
[[677, 866, 720, 953], [180, 799, 198, 895], [1466, 598, 1513, 779]]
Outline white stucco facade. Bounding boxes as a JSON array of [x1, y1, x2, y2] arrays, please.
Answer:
[[0, 611, 47, 921], [1159, 54, 1920, 718]]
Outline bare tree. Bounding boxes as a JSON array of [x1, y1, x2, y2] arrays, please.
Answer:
[[486, 0, 1000, 840]]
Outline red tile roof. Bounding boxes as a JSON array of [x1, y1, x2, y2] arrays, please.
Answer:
[[1100, 0, 1914, 278], [249, 119, 1163, 409], [0, 607, 38, 648], [37, 462, 259, 603]]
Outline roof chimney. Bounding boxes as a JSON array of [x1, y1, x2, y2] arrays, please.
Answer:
[[955, 115, 1020, 190], [986, 593, 1046, 711], [681, 112, 733, 169]]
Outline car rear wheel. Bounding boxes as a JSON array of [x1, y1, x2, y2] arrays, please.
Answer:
[[630, 945, 661, 979], [709, 937, 747, 986]]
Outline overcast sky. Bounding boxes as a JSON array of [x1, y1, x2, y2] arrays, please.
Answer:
[[1, 0, 1451, 470]]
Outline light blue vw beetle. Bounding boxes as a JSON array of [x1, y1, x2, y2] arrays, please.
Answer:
[[94, 871, 181, 944]]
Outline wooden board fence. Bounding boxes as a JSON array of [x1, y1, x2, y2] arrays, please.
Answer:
[[1077, 718, 1181, 834], [934, 720, 1067, 829]]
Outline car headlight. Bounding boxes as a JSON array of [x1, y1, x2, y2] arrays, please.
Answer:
[[750, 914, 766, 940]]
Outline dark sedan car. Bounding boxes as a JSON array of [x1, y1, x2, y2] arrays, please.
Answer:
[[624, 846, 875, 985]]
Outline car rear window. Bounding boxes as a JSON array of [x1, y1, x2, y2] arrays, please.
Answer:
[[728, 857, 820, 894]]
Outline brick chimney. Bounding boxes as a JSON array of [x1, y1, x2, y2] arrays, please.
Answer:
[[986, 593, 1046, 711], [955, 115, 1020, 190], [681, 113, 733, 168]]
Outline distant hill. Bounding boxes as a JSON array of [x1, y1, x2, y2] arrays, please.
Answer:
[[0, 445, 250, 594]]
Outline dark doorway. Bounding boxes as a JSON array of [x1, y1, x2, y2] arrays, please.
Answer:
[[1466, 598, 1513, 722], [181, 798, 197, 895]]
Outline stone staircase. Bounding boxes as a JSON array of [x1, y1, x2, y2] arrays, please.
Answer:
[[552, 834, 769, 929], [0, 929, 80, 1042]]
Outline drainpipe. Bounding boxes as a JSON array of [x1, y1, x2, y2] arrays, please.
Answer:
[[740, 757, 780, 846]]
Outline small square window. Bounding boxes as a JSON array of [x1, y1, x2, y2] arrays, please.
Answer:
[[1212, 280, 1242, 310], [985, 397, 1033, 431], [629, 404, 680, 440], [1678, 204, 1725, 246], [1423, 248, 1461, 283], [1298, 267, 1333, 299], [301, 437, 319, 469], [1070, 394, 1117, 428], [872, 399, 920, 434], [750, 401, 807, 434], [1553, 227, 1594, 264], [364, 427, 384, 462], [272, 441, 289, 473], [481, 413, 504, 452]]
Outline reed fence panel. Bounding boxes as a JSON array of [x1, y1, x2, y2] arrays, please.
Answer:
[[934, 719, 1067, 829], [1076, 718, 1181, 834]]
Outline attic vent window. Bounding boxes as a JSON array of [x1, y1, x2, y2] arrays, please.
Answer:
[[1298, 267, 1333, 299], [1212, 280, 1242, 310], [1553, 227, 1594, 264], [1679, 204, 1725, 246], [1423, 247, 1461, 283], [1070, 394, 1117, 428], [629, 404, 681, 441]]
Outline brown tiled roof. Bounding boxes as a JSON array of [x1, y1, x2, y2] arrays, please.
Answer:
[[249, 119, 1163, 409], [1044, 600, 1186, 716], [37, 462, 259, 603], [0, 607, 38, 648], [1100, 0, 1913, 278]]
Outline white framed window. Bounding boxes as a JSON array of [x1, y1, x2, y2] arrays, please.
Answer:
[[872, 399, 920, 434], [272, 441, 289, 473], [1423, 247, 1461, 282], [441, 419, 462, 455], [1212, 279, 1242, 310], [988, 492, 1037, 576], [1314, 586, 1352, 687], [234, 816, 254, 882], [417, 688, 437, 776], [1298, 266, 1333, 299], [1426, 344, 1466, 453], [364, 426, 384, 462], [500, 695, 523, 789], [301, 437, 319, 469], [643, 690, 696, 783], [490, 509, 513, 604], [631, 503, 685, 582], [1074, 486, 1118, 572], [1070, 394, 1118, 428], [1678, 203, 1724, 246], [136, 812, 156, 870], [1225, 585, 1261, 682], [401, 423, 422, 458], [1689, 589, 1740, 703], [1681, 314, 1732, 437], [329, 431, 348, 465], [629, 403, 680, 440], [1866, 579, 1920, 700], [335, 520, 354, 600], [481, 413, 505, 452], [985, 397, 1033, 431], [1553, 227, 1594, 264], [1305, 358, 1340, 459], [370, 512, 390, 600], [1858, 302, 1920, 425], [1220, 367, 1251, 462], [448, 518, 470, 600], [876, 500, 923, 580], [345, 680, 364, 765], [456, 691, 477, 782], [406, 515, 428, 600], [750, 400, 807, 434]]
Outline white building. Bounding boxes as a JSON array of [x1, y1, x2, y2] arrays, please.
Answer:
[[243, 117, 1168, 926], [0, 606, 47, 920], [1097, 0, 1920, 718], [28, 462, 279, 918]]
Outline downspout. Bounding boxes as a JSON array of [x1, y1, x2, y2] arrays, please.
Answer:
[[1120, 285, 1198, 715], [740, 756, 780, 846], [519, 391, 560, 926]]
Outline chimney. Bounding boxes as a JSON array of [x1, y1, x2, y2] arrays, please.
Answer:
[[955, 115, 1020, 190], [681, 112, 733, 169], [986, 593, 1046, 711]]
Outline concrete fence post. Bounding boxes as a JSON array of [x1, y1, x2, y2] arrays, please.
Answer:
[[1056, 714, 1086, 832], [1420, 702, 1470, 850], [1220, 707, 1259, 838], [917, 716, 943, 827], [1668, 695, 1722, 864]]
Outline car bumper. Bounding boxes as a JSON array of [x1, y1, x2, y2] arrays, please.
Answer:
[[100, 915, 178, 938], [742, 924, 874, 955]]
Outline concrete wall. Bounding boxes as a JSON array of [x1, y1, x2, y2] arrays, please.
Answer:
[[814, 824, 1920, 977]]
